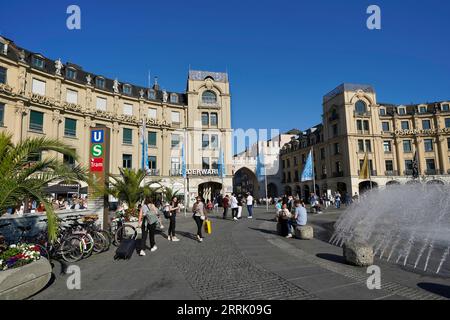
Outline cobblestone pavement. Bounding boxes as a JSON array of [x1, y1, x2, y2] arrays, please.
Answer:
[[31, 207, 450, 300]]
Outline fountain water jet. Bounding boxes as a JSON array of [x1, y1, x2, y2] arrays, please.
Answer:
[[331, 184, 450, 276]]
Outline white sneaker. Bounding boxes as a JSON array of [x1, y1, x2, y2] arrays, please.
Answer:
[[168, 236, 172, 241], [286, 234, 293, 239], [139, 250, 146, 256], [150, 246, 158, 252], [171, 237, 180, 242], [248, 216, 253, 219], [233, 217, 238, 221]]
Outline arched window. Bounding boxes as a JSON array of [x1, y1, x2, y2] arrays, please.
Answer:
[[355, 100, 367, 114], [202, 91, 217, 105], [170, 93, 178, 103]]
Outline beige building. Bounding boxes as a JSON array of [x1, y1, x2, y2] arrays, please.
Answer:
[[280, 83, 450, 199], [0, 36, 233, 204]]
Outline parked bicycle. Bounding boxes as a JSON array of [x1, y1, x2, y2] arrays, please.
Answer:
[[111, 210, 137, 246]]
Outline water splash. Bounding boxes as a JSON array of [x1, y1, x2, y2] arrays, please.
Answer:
[[331, 184, 450, 276]]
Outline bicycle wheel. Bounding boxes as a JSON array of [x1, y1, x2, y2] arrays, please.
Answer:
[[98, 230, 111, 251], [81, 233, 95, 258], [60, 236, 84, 263], [91, 231, 107, 253], [114, 224, 137, 246]]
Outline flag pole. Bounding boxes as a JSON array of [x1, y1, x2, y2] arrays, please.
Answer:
[[368, 152, 373, 190], [264, 160, 269, 212], [311, 147, 316, 196], [183, 128, 187, 217]]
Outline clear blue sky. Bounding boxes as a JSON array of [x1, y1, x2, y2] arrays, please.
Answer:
[[1, 0, 450, 136]]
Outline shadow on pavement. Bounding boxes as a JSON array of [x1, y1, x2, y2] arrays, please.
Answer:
[[316, 253, 346, 265], [417, 282, 450, 299], [249, 227, 279, 236], [176, 231, 198, 241]]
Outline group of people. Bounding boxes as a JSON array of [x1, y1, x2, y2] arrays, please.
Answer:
[[134, 195, 213, 257], [275, 199, 308, 238], [219, 193, 254, 221]]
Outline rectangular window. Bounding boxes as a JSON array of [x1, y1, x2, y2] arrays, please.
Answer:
[[96, 78, 105, 89], [424, 139, 434, 152], [382, 122, 390, 132], [419, 106, 427, 113], [171, 111, 180, 124], [405, 160, 413, 171], [399, 108, 406, 115], [149, 156, 157, 170], [379, 108, 386, 116], [211, 158, 219, 170], [32, 56, 44, 69], [66, 89, 78, 104], [442, 104, 449, 112], [365, 140, 372, 152], [64, 118, 77, 137], [63, 153, 76, 168], [385, 160, 393, 172], [171, 134, 180, 149], [122, 154, 132, 169], [334, 143, 340, 155], [202, 134, 209, 149], [401, 121, 410, 130], [358, 140, 364, 152], [363, 120, 369, 132], [96, 97, 107, 111], [123, 103, 133, 116], [170, 157, 179, 172], [447, 138, 450, 150], [293, 157, 298, 166], [148, 108, 157, 119], [202, 157, 210, 170], [123, 85, 132, 95], [287, 159, 290, 168], [445, 118, 450, 128], [210, 134, 219, 149], [210, 113, 218, 126], [66, 68, 77, 80], [29, 110, 44, 132], [0, 67, 6, 84], [320, 148, 325, 160], [202, 113, 209, 126], [426, 159, 436, 170], [148, 131, 157, 147], [32, 78, 46, 95], [403, 140, 412, 153], [422, 120, 431, 130], [123, 128, 132, 145], [383, 141, 392, 152], [332, 124, 338, 136], [335, 161, 342, 173], [356, 120, 362, 131], [0, 103, 4, 126]]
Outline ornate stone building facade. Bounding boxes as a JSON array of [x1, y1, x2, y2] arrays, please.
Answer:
[[280, 83, 450, 199], [0, 36, 233, 203]]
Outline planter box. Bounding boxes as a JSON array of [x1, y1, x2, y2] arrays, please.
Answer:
[[0, 258, 52, 300]]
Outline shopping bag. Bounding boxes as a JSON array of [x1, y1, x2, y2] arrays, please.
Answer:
[[204, 219, 212, 235]]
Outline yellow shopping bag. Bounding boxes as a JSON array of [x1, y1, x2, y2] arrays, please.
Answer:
[[204, 219, 212, 235]]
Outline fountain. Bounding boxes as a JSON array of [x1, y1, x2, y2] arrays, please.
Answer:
[[331, 184, 450, 276]]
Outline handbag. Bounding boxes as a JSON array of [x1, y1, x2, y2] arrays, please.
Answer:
[[204, 219, 212, 235], [145, 205, 159, 225]]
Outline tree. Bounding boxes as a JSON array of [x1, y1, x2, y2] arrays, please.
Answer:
[[162, 186, 180, 203], [0, 132, 89, 241], [105, 168, 161, 220]]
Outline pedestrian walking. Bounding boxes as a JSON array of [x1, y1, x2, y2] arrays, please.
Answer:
[[138, 198, 159, 256], [246, 193, 254, 219], [237, 193, 243, 219], [192, 196, 206, 242], [222, 195, 230, 219], [168, 196, 180, 242], [230, 194, 239, 221]]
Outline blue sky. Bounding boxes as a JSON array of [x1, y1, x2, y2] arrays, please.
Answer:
[[1, 0, 450, 137]]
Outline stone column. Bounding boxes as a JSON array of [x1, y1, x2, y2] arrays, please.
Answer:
[[14, 101, 27, 144], [161, 129, 169, 176]]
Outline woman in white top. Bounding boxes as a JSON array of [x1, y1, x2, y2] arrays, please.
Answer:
[[138, 198, 159, 256], [230, 194, 239, 221]]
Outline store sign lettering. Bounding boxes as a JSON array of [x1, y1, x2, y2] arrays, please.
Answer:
[[90, 158, 103, 172], [395, 128, 450, 136]]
